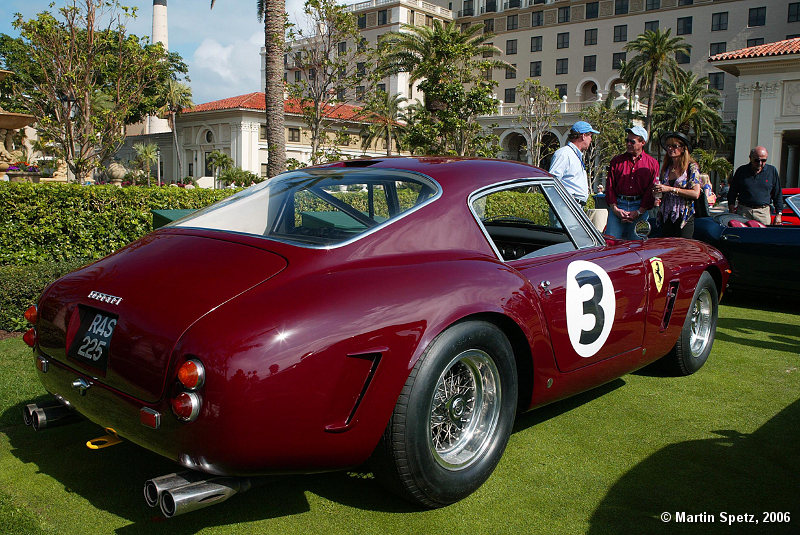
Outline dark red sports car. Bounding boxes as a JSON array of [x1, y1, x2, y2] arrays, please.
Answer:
[[22, 158, 729, 517]]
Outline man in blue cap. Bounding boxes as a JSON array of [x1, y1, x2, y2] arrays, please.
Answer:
[[604, 125, 659, 239], [549, 121, 599, 207]]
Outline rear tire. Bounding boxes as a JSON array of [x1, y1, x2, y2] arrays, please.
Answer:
[[662, 271, 718, 376], [371, 320, 517, 508]]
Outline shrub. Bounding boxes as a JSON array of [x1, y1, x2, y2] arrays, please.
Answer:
[[0, 182, 234, 266], [0, 258, 92, 332]]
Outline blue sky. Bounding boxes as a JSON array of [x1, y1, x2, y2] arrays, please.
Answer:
[[0, 0, 310, 105]]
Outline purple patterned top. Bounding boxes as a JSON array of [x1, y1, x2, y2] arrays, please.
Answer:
[[658, 162, 701, 228]]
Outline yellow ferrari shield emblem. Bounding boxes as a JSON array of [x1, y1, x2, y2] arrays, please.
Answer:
[[650, 257, 665, 293]]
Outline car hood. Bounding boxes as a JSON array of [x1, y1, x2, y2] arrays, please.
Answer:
[[36, 232, 288, 402]]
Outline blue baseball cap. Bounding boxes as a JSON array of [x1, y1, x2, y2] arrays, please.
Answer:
[[626, 125, 648, 143], [571, 121, 599, 134]]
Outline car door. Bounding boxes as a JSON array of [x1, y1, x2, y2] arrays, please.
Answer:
[[472, 181, 647, 373], [718, 226, 800, 293]]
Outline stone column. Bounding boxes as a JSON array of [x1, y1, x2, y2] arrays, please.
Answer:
[[734, 82, 758, 166], [787, 145, 799, 188], [759, 81, 782, 166]]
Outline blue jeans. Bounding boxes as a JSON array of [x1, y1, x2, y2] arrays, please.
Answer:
[[605, 198, 647, 240]]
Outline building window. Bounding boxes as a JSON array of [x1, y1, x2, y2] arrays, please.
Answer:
[[615, 0, 628, 15], [288, 127, 301, 142], [260, 125, 267, 140], [377, 83, 386, 93], [558, 6, 570, 23], [337, 41, 346, 56], [678, 0, 693, 5], [506, 39, 517, 55], [530, 61, 542, 77], [614, 25, 627, 42], [483, 43, 494, 58], [709, 42, 726, 55], [378, 9, 388, 25], [555, 84, 567, 99], [557, 32, 569, 49], [205, 130, 214, 143], [585, 2, 599, 19], [789, 33, 800, 39], [337, 88, 346, 101], [531, 11, 543, 27], [504, 88, 516, 103], [556, 58, 568, 75], [676, 51, 690, 64], [790, 3, 800, 23], [357, 62, 365, 77], [709, 72, 724, 91], [507, 14, 518, 30], [585, 28, 597, 45], [612, 52, 626, 69], [358, 14, 366, 29], [356, 86, 365, 101], [711, 12, 728, 31], [583, 55, 596, 72], [261, 163, 268, 178], [749, 7, 766, 27], [485, 18, 494, 33], [677, 16, 692, 35], [645, 21, 659, 33], [294, 71, 301, 82], [646, 0, 660, 10], [747, 38, 765, 47], [188, 163, 193, 177], [531, 36, 542, 52], [357, 38, 367, 53], [308, 68, 316, 80], [506, 64, 517, 79]]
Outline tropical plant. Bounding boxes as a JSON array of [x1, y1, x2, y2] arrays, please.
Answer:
[[158, 80, 193, 180], [219, 166, 263, 187], [360, 91, 406, 156], [515, 79, 560, 167], [132, 142, 158, 187], [205, 150, 234, 189], [210, 0, 285, 178], [621, 29, 691, 137], [652, 70, 724, 147], [693, 148, 733, 182]]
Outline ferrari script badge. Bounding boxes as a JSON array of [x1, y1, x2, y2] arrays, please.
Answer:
[[649, 257, 664, 293], [88, 291, 123, 306]]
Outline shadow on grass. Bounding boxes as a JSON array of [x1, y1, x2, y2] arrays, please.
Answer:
[[588, 398, 800, 535], [721, 291, 800, 316], [715, 316, 800, 354], [2, 402, 415, 534]]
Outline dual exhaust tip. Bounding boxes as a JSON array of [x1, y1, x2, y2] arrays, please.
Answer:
[[22, 400, 80, 431], [144, 471, 252, 518]]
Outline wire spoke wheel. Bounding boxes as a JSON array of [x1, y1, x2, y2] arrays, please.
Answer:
[[427, 349, 501, 470]]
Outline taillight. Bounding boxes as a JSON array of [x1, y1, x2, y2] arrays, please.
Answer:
[[23, 328, 37, 348], [171, 392, 201, 422], [24, 305, 38, 324], [177, 359, 205, 390]]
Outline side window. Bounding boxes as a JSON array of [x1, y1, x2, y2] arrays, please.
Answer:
[[471, 184, 596, 261]]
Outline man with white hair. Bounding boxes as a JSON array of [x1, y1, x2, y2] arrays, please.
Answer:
[[728, 146, 783, 226]]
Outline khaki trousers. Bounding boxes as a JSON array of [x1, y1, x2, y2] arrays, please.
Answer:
[[736, 205, 771, 225]]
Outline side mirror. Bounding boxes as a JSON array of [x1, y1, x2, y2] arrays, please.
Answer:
[[634, 219, 651, 239]]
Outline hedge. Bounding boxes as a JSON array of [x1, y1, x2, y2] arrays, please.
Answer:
[[0, 183, 234, 266]]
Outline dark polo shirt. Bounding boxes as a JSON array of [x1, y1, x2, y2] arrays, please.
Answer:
[[728, 163, 783, 212]]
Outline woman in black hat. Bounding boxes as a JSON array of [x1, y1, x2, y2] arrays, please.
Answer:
[[653, 132, 702, 238]]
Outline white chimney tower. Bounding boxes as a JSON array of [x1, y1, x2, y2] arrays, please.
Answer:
[[152, 0, 168, 50]]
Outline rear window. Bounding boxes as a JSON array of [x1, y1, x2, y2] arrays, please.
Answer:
[[170, 169, 439, 246]]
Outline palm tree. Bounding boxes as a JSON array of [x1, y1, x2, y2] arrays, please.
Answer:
[[622, 29, 690, 136], [361, 92, 406, 157], [158, 80, 192, 181], [693, 148, 733, 182], [206, 150, 234, 189], [132, 142, 158, 186], [378, 20, 512, 111], [652, 70, 724, 147], [211, 0, 285, 177]]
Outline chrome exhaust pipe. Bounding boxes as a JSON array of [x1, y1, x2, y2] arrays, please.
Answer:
[[159, 477, 252, 518], [143, 471, 209, 508], [31, 405, 79, 431], [22, 400, 63, 426]]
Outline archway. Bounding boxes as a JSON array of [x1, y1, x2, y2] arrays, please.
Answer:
[[537, 131, 560, 170], [580, 80, 598, 102], [505, 132, 528, 162]]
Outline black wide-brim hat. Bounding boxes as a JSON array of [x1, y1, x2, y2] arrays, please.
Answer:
[[660, 131, 692, 152]]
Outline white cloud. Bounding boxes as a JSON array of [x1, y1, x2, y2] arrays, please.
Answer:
[[190, 31, 262, 104]]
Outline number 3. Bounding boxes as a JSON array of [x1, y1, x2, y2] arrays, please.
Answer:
[[565, 260, 616, 358]]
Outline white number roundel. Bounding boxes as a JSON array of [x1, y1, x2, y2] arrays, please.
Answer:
[[565, 260, 615, 358]]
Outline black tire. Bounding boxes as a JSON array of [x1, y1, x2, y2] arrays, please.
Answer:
[[661, 271, 719, 376], [371, 320, 517, 508]]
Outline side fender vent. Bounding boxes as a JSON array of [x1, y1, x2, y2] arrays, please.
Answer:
[[660, 281, 680, 331]]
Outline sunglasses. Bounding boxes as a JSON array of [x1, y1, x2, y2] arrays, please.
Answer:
[[625, 138, 639, 144], [752, 157, 768, 163], [666, 144, 684, 150]]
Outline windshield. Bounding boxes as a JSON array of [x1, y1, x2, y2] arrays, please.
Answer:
[[169, 168, 440, 247]]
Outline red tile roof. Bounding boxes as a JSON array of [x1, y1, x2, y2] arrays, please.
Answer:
[[184, 92, 369, 122], [709, 37, 800, 61]]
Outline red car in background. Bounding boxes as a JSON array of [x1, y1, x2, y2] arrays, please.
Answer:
[[777, 188, 800, 225], [21, 158, 729, 518]]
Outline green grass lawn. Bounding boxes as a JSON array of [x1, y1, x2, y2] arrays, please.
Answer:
[[1, 297, 798, 535]]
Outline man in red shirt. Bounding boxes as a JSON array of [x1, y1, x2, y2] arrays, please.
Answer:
[[604, 126, 660, 239]]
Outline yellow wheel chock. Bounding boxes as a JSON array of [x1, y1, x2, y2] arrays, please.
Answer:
[[86, 428, 123, 449]]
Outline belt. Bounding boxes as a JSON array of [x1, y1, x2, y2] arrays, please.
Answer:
[[617, 195, 642, 201], [741, 202, 768, 209]]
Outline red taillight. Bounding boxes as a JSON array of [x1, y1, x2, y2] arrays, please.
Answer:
[[177, 359, 205, 390], [24, 305, 38, 324], [171, 392, 201, 422], [23, 328, 36, 348]]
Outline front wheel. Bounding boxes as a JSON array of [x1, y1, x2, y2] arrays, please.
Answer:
[[662, 271, 719, 375], [371, 320, 518, 508]]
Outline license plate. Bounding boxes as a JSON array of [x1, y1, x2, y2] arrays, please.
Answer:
[[67, 306, 118, 371]]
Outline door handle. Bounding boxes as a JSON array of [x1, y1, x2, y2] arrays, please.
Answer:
[[539, 280, 552, 295], [721, 234, 740, 241]]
